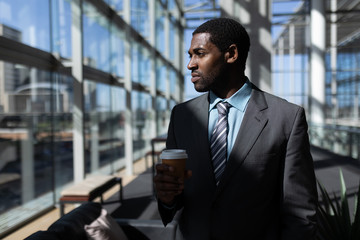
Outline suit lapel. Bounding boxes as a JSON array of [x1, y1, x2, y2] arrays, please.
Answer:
[[190, 93, 210, 149], [214, 87, 269, 196], [190, 93, 216, 182]]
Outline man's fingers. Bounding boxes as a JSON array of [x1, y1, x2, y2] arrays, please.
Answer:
[[156, 181, 183, 191], [154, 163, 187, 204], [155, 163, 175, 173], [184, 170, 192, 179]]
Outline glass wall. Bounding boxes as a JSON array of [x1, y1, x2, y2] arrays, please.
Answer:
[[156, 96, 168, 136], [272, 0, 360, 124], [0, 0, 184, 236], [156, 1, 166, 54], [156, 58, 167, 93], [271, 0, 309, 109], [84, 81, 125, 175], [52, 73, 74, 200], [83, 2, 110, 71], [325, 46, 360, 120], [131, 42, 151, 86], [51, 0, 72, 58], [0, 0, 51, 51], [132, 91, 152, 160], [110, 25, 125, 77], [271, 0, 360, 158], [0, 63, 74, 234], [131, 0, 150, 39]]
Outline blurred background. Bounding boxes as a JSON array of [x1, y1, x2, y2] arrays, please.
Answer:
[[0, 0, 359, 237]]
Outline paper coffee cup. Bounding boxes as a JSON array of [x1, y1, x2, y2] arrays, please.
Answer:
[[160, 149, 187, 178]]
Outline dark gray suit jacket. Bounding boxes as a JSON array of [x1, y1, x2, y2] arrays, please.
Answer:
[[158, 83, 318, 240]]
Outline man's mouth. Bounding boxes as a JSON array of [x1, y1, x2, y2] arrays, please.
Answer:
[[191, 73, 200, 83]]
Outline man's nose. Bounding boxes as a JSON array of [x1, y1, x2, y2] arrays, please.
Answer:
[[187, 57, 197, 70]]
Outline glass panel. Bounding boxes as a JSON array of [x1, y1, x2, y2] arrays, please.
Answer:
[[271, 1, 309, 106], [131, 42, 151, 86], [132, 91, 152, 157], [169, 18, 176, 61], [131, 0, 149, 39], [83, 1, 110, 72], [84, 81, 122, 174], [0, 62, 56, 232], [160, 0, 167, 7], [110, 86, 126, 165], [168, 0, 176, 11], [169, 99, 176, 109], [156, 1, 165, 54], [156, 59, 166, 92], [156, 96, 167, 136], [51, 0, 72, 58], [0, 0, 50, 51], [52, 73, 74, 200], [109, 0, 123, 12], [169, 69, 176, 95], [110, 24, 125, 77]]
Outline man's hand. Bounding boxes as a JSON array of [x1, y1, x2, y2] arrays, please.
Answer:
[[154, 164, 192, 205]]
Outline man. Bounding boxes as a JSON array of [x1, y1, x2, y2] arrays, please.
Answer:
[[154, 18, 317, 239]]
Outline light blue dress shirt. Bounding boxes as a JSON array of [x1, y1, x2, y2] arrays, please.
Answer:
[[208, 79, 252, 160]]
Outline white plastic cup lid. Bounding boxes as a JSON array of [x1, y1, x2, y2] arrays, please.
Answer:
[[160, 149, 188, 159]]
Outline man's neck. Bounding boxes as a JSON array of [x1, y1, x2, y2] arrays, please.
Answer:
[[212, 75, 246, 99]]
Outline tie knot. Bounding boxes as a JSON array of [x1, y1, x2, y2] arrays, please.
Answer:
[[217, 102, 230, 116]]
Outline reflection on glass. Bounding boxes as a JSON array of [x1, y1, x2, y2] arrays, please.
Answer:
[[131, 42, 151, 86], [52, 73, 74, 200], [110, 24, 125, 77], [131, 0, 149, 39], [156, 59, 167, 93], [0, 62, 73, 231], [0, 64, 51, 211], [168, 0, 177, 11], [110, 86, 126, 164], [0, 0, 50, 51], [169, 18, 176, 61], [109, 0, 123, 12], [156, 1, 165, 54], [83, 1, 110, 72], [169, 69, 176, 95], [170, 99, 177, 110], [156, 96, 167, 136], [84, 81, 125, 175], [51, 0, 72, 58], [132, 91, 152, 154]]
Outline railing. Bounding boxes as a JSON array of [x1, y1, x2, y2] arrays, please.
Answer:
[[308, 123, 360, 161]]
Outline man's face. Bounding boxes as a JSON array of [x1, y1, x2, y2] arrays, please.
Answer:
[[187, 33, 227, 93]]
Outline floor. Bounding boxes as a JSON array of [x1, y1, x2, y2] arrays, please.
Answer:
[[3, 156, 154, 240]]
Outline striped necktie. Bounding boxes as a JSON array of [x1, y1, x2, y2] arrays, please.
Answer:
[[210, 101, 230, 185]]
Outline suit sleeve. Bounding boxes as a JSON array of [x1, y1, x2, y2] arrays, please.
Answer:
[[281, 107, 318, 239], [157, 106, 184, 226]]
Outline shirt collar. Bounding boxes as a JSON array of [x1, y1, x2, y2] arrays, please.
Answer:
[[209, 78, 252, 112]]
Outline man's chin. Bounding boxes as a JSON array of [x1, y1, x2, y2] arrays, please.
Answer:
[[194, 85, 209, 93]]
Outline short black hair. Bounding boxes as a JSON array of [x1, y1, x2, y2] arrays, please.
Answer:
[[193, 18, 250, 70]]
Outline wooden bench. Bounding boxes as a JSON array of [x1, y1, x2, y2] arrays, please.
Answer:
[[59, 175, 123, 216]]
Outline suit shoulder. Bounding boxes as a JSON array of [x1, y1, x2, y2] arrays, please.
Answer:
[[173, 93, 208, 112], [261, 90, 303, 112], [250, 83, 301, 111]]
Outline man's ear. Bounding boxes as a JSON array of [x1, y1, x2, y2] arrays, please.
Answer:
[[224, 44, 238, 64]]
